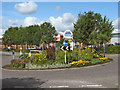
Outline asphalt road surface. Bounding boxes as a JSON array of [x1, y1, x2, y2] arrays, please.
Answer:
[[1, 51, 119, 89]]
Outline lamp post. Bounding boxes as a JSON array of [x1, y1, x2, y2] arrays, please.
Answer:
[[103, 43, 105, 57]]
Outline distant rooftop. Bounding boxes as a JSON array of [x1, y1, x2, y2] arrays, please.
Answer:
[[112, 29, 120, 34]]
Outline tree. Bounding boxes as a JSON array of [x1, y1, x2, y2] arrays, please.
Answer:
[[2, 22, 56, 49], [40, 22, 57, 44], [2, 27, 18, 46], [73, 11, 114, 48], [73, 11, 114, 57]]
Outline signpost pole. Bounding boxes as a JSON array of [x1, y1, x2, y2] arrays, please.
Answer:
[[12, 50, 15, 59], [65, 50, 66, 64], [103, 43, 105, 57]]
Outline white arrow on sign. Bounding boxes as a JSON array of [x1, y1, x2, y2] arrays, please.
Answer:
[[60, 46, 64, 51], [66, 46, 69, 50]]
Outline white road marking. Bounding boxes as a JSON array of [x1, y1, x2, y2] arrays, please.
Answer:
[[49, 85, 69, 88], [14, 86, 24, 88], [80, 84, 106, 88]]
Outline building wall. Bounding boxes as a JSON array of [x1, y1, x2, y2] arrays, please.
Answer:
[[0, 45, 36, 49], [111, 33, 120, 44]]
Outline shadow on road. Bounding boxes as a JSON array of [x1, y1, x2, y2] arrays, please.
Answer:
[[2, 77, 46, 89]]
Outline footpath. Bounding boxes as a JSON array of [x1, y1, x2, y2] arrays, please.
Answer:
[[0, 51, 38, 55]]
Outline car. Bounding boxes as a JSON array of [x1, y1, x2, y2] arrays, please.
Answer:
[[28, 47, 36, 50], [115, 42, 120, 45], [38, 47, 42, 50], [107, 44, 113, 46]]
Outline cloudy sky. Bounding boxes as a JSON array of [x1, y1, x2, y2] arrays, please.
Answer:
[[1, 1, 119, 36]]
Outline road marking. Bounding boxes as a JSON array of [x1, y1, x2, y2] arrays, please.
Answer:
[[80, 84, 106, 88], [49, 86, 69, 88], [14, 86, 24, 88], [81, 84, 102, 87]]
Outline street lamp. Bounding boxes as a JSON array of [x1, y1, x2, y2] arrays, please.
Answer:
[[103, 43, 105, 57]]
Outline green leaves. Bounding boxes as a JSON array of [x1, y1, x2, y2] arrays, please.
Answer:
[[73, 11, 114, 46], [2, 22, 57, 46]]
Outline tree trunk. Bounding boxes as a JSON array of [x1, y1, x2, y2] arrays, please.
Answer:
[[5, 45, 6, 48], [16, 45, 18, 49]]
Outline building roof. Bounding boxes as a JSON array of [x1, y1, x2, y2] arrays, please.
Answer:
[[112, 29, 120, 34]]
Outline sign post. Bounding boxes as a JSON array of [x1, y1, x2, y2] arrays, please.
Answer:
[[63, 40, 68, 64], [103, 43, 105, 57], [65, 50, 66, 64]]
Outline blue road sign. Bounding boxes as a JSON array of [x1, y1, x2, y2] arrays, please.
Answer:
[[63, 40, 68, 46]]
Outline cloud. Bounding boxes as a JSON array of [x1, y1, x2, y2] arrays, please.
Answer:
[[24, 17, 41, 26], [55, 6, 61, 12], [49, 13, 76, 32], [63, 13, 76, 24], [1, 13, 76, 35], [15, 1, 38, 14], [113, 18, 120, 29]]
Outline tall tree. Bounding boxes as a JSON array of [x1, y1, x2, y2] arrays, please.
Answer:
[[73, 11, 114, 47]]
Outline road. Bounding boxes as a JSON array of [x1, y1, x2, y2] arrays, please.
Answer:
[[1, 51, 119, 89]]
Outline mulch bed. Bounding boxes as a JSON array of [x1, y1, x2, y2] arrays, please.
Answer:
[[2, 58, 113, 70]]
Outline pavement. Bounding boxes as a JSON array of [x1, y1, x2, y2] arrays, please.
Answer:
[[0, 51, 119, 89]]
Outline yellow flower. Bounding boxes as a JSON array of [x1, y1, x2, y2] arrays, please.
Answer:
[[85, 61, 89, 63], [35, 53, 40, 56], [99, 57, 108, 60], [97, 55, 99, 57], [70, 61, 77, 64], [86, 53, 88, 55], [78, 60, 83, 63], [39, 59, 41, 61]]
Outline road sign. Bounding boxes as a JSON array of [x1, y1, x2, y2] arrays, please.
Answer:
[[60, 45, 70, 64], [63, 30, 73, 39], [68, 39, 73, 51], [63, 40, 68, 46], [60, 46, 70, 51]]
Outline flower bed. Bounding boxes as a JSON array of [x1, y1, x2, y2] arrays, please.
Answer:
[[2, 48, 113, 70]]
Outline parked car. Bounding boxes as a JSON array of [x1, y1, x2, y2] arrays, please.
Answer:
[[115, 42, 120, 45], [28, 47, 36, 50], [38, 47, 42, 50], [107, 44, 113, 46]]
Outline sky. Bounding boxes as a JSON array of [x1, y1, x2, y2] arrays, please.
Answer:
[[0, 1, 119, 36]]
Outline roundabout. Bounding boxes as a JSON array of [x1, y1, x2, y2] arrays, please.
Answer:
[[1, 52, 119, 88]]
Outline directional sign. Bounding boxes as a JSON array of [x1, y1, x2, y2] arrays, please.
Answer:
[[60, 46, 64, 51], [60, 46, 70, 51], [63, 40, 68, 46]]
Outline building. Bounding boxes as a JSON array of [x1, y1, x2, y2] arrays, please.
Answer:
[[111, 29, 120, 45]]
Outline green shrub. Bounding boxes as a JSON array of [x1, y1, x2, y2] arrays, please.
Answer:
[[10, 59, 26, 68], [67, 50, 79, 63], [99, 45, 120, 54], [55, 50, 65, 64], [30, 50, 47, 66]]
